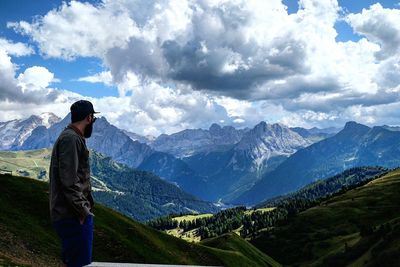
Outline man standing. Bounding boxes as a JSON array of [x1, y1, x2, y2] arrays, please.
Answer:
[[49, 100, 99, 267]]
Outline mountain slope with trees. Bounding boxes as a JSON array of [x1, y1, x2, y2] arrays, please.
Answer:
[[0, 148, 219, 222], [148, 167, 388, 241], [250, 168, 400, 266]]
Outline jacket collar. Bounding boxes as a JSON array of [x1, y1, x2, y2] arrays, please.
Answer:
[[67, 123, 84, 138]]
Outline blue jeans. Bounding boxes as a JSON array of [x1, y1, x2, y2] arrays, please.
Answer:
[[53, 215, 94, 267]]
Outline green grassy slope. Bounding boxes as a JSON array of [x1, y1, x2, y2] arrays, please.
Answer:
[[0, 173, 278, 267], [251, 169, 400, 266], [201, 233, 281, 267], [0, 148, 50, 180]]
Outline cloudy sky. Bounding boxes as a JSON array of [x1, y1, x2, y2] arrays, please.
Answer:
[[0, 0, 400, 136]]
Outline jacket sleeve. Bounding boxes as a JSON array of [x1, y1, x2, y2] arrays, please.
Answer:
[[57, 135, 92, 219]]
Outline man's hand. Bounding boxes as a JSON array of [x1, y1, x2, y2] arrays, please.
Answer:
[[79, 212, 94, 225], [79, 215, 85, 225]]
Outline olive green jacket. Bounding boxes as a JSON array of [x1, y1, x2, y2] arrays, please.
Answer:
[[49, 124, 94, 222]]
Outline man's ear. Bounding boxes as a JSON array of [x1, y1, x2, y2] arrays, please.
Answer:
[[85, 115, 91, 123]]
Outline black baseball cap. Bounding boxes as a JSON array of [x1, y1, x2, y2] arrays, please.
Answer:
[[70, 100, 100, 122]]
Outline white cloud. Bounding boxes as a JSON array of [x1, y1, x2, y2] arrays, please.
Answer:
[[77, 71, 113, 86], [0, 89, 81, 123], [18, 66, 58, 91], [0, 38, 34, 57], [347, 3, 400, 60], [4, 0, 400, 131], [107, 77, 236, 136], [0, 42, 62, 106], [8, 1, 138, 60]]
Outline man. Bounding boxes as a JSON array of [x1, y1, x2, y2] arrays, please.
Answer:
[[49, 100, 99, 267]]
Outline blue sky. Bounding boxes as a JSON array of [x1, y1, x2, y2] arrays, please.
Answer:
[[1, 0, 400, 135], [0, 0, 118, 98]]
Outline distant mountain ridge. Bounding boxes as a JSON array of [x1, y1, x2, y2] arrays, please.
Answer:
[[290, 126, 340, 142], [149, 123, 250, 158], [0, 112, 60, 150], [235, 121, 400, 205], [122, 129, 155, 144]]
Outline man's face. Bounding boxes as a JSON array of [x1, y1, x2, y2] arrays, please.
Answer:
[[84, 114, 96, 138]]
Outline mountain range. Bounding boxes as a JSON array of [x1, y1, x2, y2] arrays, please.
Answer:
[[8, 113, 321, 202], [181, 122, 312, 201], [149, 123, 250, 158], [235, 121, 400, 205], [3, 113, 399, 208]]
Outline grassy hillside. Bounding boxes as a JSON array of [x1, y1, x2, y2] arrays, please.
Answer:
[[201, 233, 281, 267], [0, 148, 50, 180], [0, 173, 278, 267], [251, 169, 400, 266]]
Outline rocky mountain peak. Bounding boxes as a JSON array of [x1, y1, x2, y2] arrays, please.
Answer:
[[343, 121, 370, 131], [209, 123, 222, 133], [338, 121, 371, 138], [38, 112, 60, 128]]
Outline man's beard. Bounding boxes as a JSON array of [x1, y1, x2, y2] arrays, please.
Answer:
[[84, 121, 93, 138]]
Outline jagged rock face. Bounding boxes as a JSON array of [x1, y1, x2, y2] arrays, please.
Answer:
[[149, 123, 250, 158], [233, 122, 311, 171], [0, 112, 60, 150], [87, 117, 153, 168], [18, 113, 69, 150]]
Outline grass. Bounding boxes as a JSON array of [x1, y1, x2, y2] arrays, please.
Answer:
[[172, 213, 214, 223], [0, 173, 279, 266], [244, 207, 275, 215], [201, 232, 282, 267], [0, 149, 51, 180], [250, 169, 400, 266], [166, 228, 202, 243]]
